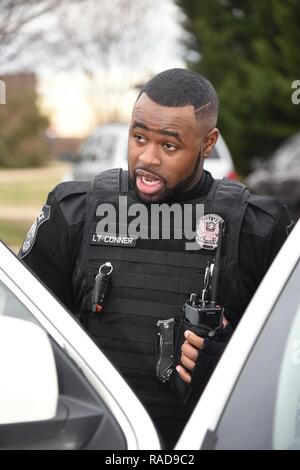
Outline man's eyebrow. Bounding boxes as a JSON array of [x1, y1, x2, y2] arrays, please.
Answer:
[[131, 121, 183, 144], [131, 121, 149, 131]]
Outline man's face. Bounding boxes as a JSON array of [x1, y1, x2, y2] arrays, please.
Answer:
[[128, 93, 218, 203]]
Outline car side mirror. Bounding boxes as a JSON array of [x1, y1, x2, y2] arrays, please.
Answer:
[[0, 316, 58, 425]]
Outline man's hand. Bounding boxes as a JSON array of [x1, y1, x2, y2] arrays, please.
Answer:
[[176, 330, 203, 383], [176, 317, 229, 384]]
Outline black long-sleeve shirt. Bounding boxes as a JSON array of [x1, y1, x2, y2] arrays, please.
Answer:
[[20, 170, 293, 327]]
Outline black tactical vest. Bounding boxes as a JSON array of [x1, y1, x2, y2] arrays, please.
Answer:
[[72, 168, 250, 441]]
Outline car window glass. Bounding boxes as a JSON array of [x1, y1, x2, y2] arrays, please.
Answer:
[[80, 136, 102, 161], [81, 134, 116, 162], [0, 279, 39, 325], [209, 147, 220, 159], [273, 303, 300, 449], [100, 135, 116, 162], [213, 261, 300, 450]]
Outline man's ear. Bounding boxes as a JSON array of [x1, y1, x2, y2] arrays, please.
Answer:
[[203, 128, 219, 158]]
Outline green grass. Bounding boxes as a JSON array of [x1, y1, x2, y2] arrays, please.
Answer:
[[0, 179, 59, 206], [0, 219, 30, 249], [0, 163, 71, 250]]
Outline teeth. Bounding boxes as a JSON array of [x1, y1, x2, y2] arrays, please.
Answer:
[[142, 176, 160, 186]]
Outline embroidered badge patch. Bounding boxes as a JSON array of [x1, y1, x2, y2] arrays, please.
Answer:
[[196, 213, 225, 250], [19, 205, 51, 259]]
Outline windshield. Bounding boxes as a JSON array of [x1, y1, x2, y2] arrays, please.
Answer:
[[80, 134, 116, 162]]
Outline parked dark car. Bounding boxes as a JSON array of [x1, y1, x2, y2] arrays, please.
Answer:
[[245, 132, 300, 221]]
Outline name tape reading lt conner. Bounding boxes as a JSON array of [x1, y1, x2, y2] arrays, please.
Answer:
[[91, 233, 137, 247]]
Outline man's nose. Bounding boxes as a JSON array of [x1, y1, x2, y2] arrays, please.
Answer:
[[138, 144, 161, 167]]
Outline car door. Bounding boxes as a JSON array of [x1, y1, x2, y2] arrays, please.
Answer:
[[0, 242, 161, 450], [206, 259, 300, 450], [176, 220, 300, 450]]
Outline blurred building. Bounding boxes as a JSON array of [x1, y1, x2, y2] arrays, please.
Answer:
[[0, 72, 82, 162], [0, 72, 37, 94], [47, 136, 83, 161]]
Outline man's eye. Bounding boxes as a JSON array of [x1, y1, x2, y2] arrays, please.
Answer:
[[134, 134, 146, 143], [164, 143, 177, 151]]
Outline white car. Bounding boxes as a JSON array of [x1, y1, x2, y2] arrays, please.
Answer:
[[177, 218, 300, 450], [72, 123, 237, 181], [0, 219, 299, 450]]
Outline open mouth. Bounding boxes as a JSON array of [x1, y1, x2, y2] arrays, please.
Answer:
[[135, 169, 165, 196]]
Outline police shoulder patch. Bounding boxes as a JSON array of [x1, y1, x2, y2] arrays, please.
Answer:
[[19, 205, 51, 259]]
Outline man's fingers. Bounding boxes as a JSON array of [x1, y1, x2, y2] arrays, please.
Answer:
[[176, 365, 191, 384], [222, 315, 229, 327], [181, 340, 198, 362], [176, 331, 207, 385], [180, 353, 195, 371], [184, 330, 205, 349]]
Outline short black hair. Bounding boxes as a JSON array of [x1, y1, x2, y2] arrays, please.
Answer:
[[137, 68, 219, 125]]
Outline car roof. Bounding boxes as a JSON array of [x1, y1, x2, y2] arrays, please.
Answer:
[[87, 123, 129, 137]]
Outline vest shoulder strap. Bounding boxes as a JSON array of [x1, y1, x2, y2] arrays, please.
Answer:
[[91, 168, 129, 193], [207, 177, 249, 205], [53, 181, 89, 204], [247, 194, 294, 225]]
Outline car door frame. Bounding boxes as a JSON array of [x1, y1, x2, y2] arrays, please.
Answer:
[[0, 242, 161, 450], [175, 221, 300, 450]]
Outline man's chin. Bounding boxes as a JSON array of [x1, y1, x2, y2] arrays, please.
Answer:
[[135, 189, 166, 203]]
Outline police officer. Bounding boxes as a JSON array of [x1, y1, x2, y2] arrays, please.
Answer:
[[19, 69, 293, 449]]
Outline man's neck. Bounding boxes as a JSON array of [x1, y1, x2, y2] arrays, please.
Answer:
[[170, 170, 214, 203]]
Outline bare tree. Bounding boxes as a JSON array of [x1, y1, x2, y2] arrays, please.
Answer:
[[0, 0, 185, 127], [0, 0, 62, 68], [48, 0, 171, 126]]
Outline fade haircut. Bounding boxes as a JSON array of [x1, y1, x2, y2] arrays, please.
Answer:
[[137, 68, 219, 126]]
